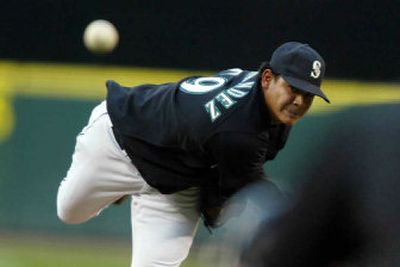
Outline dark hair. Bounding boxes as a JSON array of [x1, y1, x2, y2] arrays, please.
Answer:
[[258, 61, 279, 76]]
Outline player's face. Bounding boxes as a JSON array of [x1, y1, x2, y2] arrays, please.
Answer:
[[261, 69, 314, 125]]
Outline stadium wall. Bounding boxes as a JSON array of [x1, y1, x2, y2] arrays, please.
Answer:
[[0, 1, 398, 81]]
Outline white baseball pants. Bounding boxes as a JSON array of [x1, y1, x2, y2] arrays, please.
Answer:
[[57, 101, 200, 267]]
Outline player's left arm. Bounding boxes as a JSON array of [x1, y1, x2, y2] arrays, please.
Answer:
[[209, 132, 269, 195], [200, 132, 271, 228]]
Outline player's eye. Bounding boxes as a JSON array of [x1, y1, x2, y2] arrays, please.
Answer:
[[291, 87, 313, 98], [291, 87, 304, 95], [291, 87, 300, 94]]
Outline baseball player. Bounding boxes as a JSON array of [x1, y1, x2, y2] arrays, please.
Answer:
[[57, 41, 330, 267]]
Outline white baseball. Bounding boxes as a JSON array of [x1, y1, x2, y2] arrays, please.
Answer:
[[83, 20, 119, 54]]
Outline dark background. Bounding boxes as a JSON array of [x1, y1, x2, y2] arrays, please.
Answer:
[[0, 0, 398, 81]]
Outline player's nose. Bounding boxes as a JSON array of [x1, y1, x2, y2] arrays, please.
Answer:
[[293, 93, 305, 106]]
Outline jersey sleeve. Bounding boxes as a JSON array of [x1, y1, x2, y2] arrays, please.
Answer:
[[205, 131, 269, 198]]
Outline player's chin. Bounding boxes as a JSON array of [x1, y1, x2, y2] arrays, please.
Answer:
[[279, 111, 302, 125], [283, 118, 298, 126]]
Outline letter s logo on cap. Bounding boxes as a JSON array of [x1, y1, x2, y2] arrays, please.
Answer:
[[311, 60, 322, 79]]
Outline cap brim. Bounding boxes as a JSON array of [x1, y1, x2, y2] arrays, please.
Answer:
[[282, 75, 330, 103]]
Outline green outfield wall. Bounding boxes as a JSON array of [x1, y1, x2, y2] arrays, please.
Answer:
[[0, 61, 399, 237]]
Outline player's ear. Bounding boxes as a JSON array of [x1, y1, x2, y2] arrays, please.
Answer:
[[261, 68, 274, 90]]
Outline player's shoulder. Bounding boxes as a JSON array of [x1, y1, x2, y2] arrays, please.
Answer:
[[217, 68, 258, 82], [178, 68, 258, 96]]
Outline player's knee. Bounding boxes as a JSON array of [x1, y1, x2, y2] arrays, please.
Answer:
[[57, 201, 88, 224], [57, 208, 83, 225], [57, 189, 89, 224]]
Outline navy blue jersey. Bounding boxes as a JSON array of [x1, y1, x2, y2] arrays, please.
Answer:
[[106, 68, 291, 196]]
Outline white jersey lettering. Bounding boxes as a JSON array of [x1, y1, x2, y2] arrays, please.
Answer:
[[204, 100, 222, 122], [215, 92, 236, 109]]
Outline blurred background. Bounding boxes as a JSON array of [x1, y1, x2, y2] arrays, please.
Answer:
[[0, 1, 399, 266]]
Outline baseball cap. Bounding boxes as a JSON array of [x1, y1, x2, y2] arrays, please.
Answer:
[[270, 41, 330, 103]]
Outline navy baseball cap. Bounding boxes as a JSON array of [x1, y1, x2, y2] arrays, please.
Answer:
[[270, 41, 330, 103]]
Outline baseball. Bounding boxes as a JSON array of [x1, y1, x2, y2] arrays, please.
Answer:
[[83, 20, 119, 54]]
